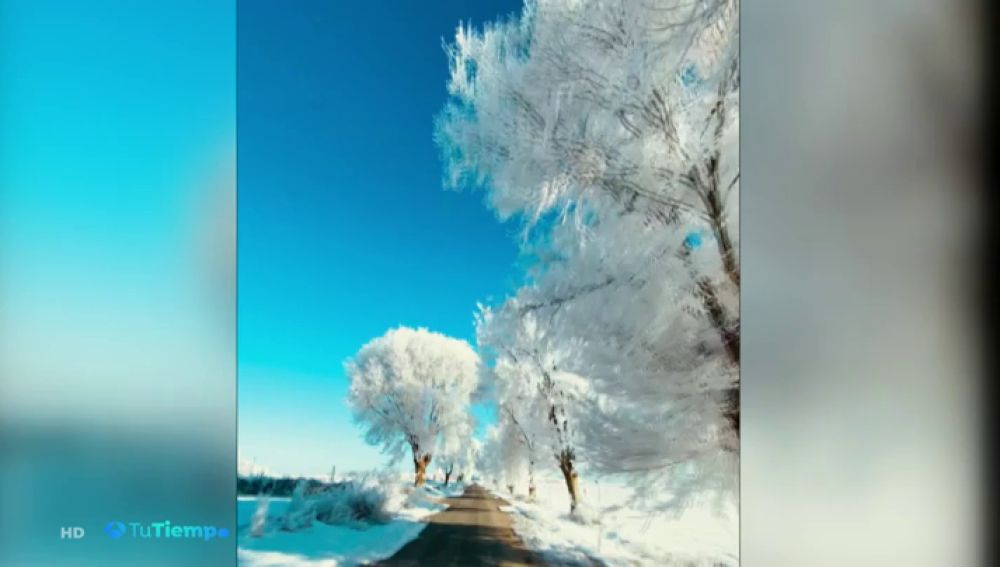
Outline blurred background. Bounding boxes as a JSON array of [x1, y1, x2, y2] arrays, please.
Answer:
[[0, 0, 988, 565], [0, 0, 235, 565], [742, 0, 985, 565]]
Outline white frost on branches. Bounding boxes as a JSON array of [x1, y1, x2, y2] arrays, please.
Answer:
[[437, 0, 739, 510], [477, 303, 589, 510], [437, 413, 476, 485], [480, 419, 531, 494], [346, 327, 480, 486]]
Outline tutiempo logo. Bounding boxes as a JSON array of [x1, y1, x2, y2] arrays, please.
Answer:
[[103, 520, 229, 541], [104, 521, 127, 539]]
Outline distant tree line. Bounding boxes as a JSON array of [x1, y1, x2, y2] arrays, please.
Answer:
[[238, 475, 345, 497]]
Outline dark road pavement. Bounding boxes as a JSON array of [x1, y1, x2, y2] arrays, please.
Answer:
[[374, 484, 544, 567]]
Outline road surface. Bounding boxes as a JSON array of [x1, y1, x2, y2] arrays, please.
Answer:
[[374, 484, 545, 566]]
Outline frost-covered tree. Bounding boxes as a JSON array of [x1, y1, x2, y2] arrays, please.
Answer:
[[453, 437, 481, 483], [478, 303, 588, 511], [498, 403, 540, 501], [438, 0, 739, 508], [522, 222, 739, 506], [346, 327, 480, 486], [482, 357, 543, 500], [479, 418, 533, 495], [437, 414, 475, 486], [477, 426, 505, 489], [437, 0, 738, 303]]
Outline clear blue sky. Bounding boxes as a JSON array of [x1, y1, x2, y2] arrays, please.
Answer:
[[238, 0, 525, 477], [0, 0, 235, 411]]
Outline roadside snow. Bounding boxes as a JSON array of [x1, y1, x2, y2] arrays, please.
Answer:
[[238, 478, 464, 567], [491, 477, 738, 566]]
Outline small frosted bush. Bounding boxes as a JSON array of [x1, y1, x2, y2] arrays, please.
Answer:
[[314, 480, 390, 526], [250, 497, 270, 537], [281, 482, 317, 531], [275, 473, 394, 532]]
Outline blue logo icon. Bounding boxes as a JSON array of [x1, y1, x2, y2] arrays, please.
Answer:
[[684, 231, 702, 250], [104, 521, 127, 539]]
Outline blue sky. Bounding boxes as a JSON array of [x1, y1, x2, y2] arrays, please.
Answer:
[[0, 0, 235, 412], [238, 0, 525, 476], [1, 0, 233, 301]]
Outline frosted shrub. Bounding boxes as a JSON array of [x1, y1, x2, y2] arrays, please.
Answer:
[[314, 481, 391, 526], [250, 496, 270, 537], [274, 477, 392, 532], [281, 481, 316, 531]]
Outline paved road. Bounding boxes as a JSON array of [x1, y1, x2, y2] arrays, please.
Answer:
[[374, 484, 545, 567]]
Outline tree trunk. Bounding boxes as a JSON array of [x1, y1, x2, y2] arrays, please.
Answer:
[[703, 153, 741, 443], [680, 237, 740, 443], [528, 458, 537, 502], [694, 276, 739, 366], [703, 155, 740, 289], [724, 386, 739, 438], [557, 451, 579, 512], [413, 453, 432, 486], [695, 275, 741, 445], [444, 463, 454, 487]]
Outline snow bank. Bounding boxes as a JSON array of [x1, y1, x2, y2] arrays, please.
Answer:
[[238, 476, 461, 566], [490, 477, 738, 566]]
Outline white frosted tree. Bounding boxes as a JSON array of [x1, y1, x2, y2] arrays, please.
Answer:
[[478, 418, 535, 496], [478, 303, 588, 512], [477, 426, 505, 489], [453, 437, 481, 483], [525, 221, 739, 506], [482, 357, 543, 501], [437, 413, 475, 486], [497, 401, 540, 502], [346, 327, 480, 486], [438, 0, 739, 509]]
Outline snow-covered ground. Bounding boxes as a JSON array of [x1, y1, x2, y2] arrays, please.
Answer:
[[237, 476, 465, 567], [490, 476, 738, 566], [237, 471, 735, 566]]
